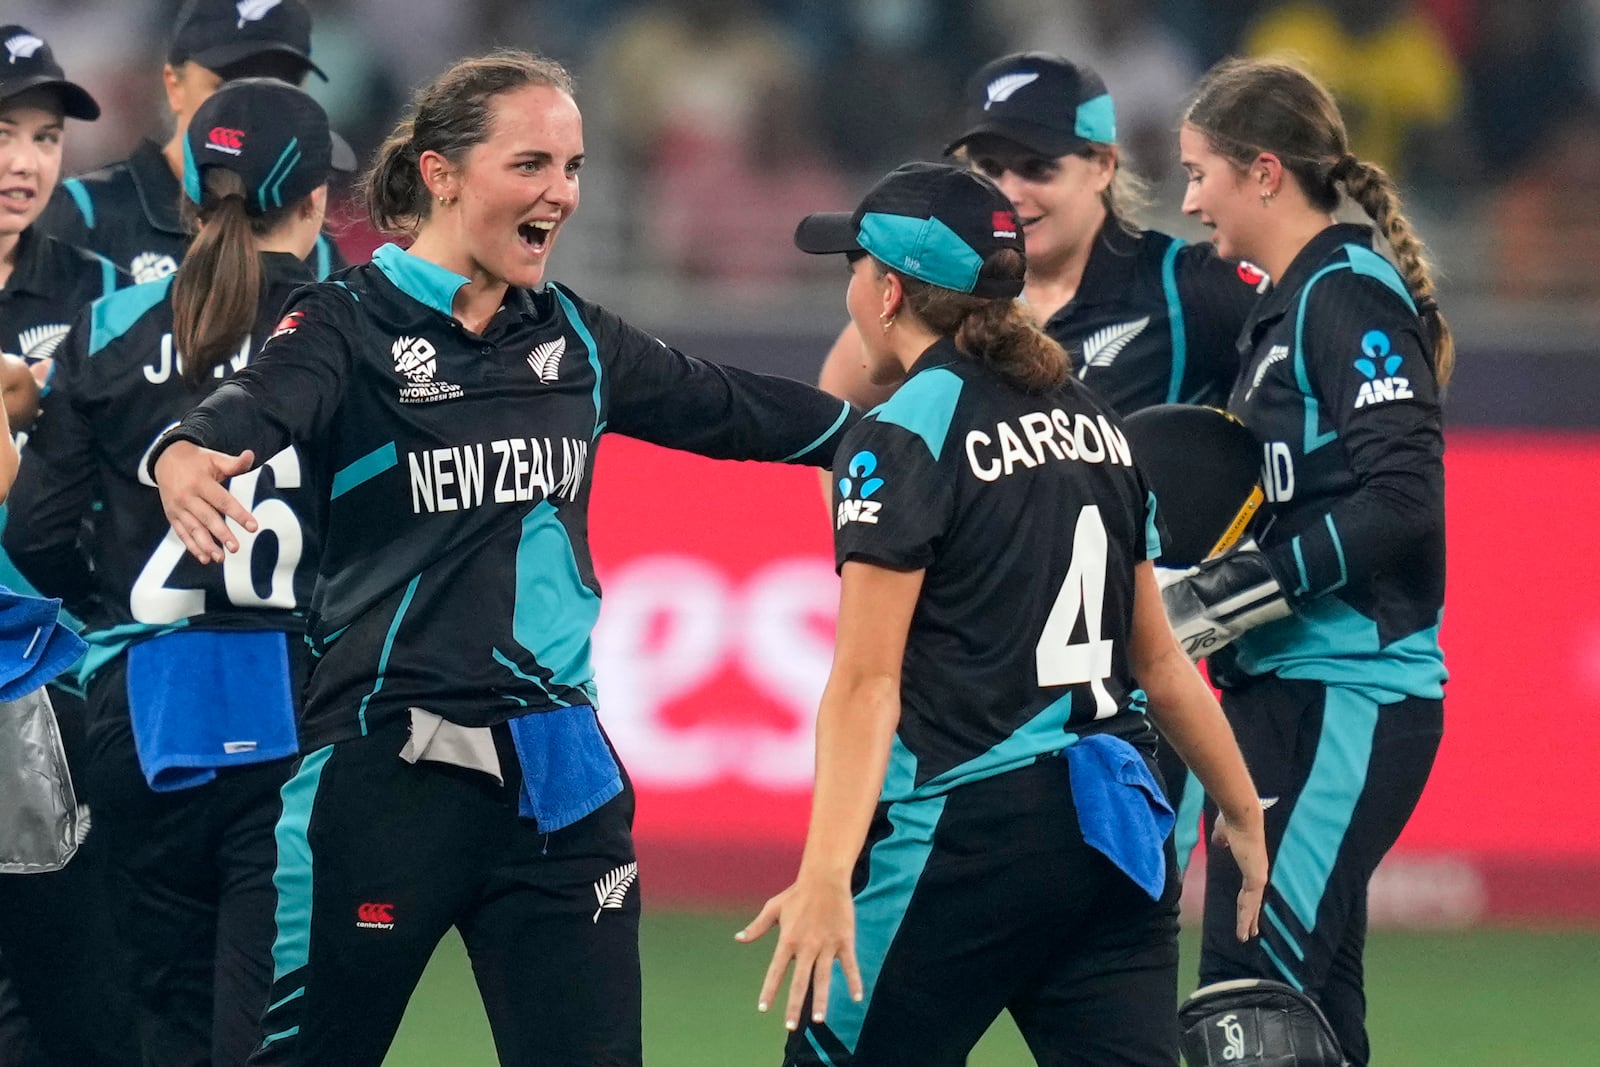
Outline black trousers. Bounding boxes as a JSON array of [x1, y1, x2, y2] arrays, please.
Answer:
[[785, 755, 1182, 1067], [85, 657, 293, 1067], [0, 686, 138, 1067], [250, 720, 642, 1067], [1199, 674, 1443, 1067]]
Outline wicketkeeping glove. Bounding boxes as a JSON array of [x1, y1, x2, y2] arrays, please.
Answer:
[[1161, 542, 1291, 661]]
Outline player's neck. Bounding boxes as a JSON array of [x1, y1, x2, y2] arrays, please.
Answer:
[[1022, 237, 1093, 323], [0, 232, 19, 288], [162, 133, 186, 183], [1253, 210, 1340, 285]]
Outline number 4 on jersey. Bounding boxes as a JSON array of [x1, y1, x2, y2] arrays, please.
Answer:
[[130, 448, 305, 625], [1035, 505, 1117, 718]]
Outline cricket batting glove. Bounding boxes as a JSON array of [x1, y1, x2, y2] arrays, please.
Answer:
[[1161, 542, 1291, 662]]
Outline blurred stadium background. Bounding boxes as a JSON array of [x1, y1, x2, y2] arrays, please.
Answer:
[[27, 0, 1600, 1061]]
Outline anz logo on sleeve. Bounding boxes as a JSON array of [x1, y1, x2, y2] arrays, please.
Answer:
[[835, 450, 884, 528], [1352, 329, 1412, 409]]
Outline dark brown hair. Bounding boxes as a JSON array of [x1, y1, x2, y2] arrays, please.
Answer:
[[170, 169, 293, 389], [363, 50, 575, 235], [878, 250, 1068, 392], [1184, 58, 1455, 385]]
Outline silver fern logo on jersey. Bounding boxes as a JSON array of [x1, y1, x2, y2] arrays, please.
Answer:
[[985, 72, 1038, 109], [1247, 344, 1290, 400], [4, 34, 43, 63], [1078, 316, 1150, 377], [527, 337, 565, 383], [392, 336, 462, 403], [592, 862, 638, 923], [16, 324, 68, 363], [236, 0, 283, 28]]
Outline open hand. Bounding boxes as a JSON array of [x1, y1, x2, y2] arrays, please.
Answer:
[[153, 440, 259, 563], [735, 876, 863, 1033]]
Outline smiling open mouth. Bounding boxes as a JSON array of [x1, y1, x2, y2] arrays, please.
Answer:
[[519, 219, 555, 253]]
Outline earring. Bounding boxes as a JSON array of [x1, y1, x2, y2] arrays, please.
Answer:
[[437, 195, 455, 207], [879, 312, 896, 332], [1259, 190, 1277, 207]]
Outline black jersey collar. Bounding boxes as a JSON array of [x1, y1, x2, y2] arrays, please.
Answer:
[[1037, 221, 1145, 327], [127, 139, 186, 237], [260, 250, 316, 287], [902, 336, 963, 381], [1245, 223, 1376, 333]]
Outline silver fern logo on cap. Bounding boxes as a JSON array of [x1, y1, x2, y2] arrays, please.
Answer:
[[984, 72, 1039, 109], [4, 34, 44, 63], [235, 0, 283, 28]]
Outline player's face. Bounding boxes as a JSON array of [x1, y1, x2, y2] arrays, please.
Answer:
[[0, 95, 64, 240], [844, 255, 905, 386], [965, 137, 1110, 272], [1180, 124, 1256, 263], [450, 84, 583, 290]]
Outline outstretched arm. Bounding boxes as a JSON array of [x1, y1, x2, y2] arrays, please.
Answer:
[[737, 561, 922, 1031]]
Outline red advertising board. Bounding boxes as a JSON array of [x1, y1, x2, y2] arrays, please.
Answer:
[[587, 430, 1600, 918]]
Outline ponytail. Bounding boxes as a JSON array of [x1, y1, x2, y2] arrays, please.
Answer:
[[883, 249, 1068, 393], [171, 169, 262, 389], [1337, 157, 1455, 386]]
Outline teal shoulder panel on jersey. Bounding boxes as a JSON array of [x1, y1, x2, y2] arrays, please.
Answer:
[[88, 276, 174, 357], [872, 366, 964, 461]]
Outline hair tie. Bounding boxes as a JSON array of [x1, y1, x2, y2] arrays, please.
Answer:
[[1333, 153, 1360, 180], [1415, 295, 1439, 316]]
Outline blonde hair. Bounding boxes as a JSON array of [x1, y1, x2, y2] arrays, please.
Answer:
[[1184, 58, 1454, 385]]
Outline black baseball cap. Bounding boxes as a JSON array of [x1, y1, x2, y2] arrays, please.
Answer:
[[0, 27, 100, 120], [795, 161, 1025, 298], [945, 53, 1116, 159], [169, 0, 326, 82], [183, 79, 356, 214]]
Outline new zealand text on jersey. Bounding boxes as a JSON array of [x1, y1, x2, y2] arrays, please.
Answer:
[[408, 436, 589, 514]]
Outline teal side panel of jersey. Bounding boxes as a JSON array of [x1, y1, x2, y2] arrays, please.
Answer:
[[354, 574, 421, 735], [1270, 687, 1379, 931], [1231, 598, 1446, 702], [510, 500, 599, 692], [894, 697, 1083, 800], [1160, 238, 1187, 403], [1292, 264, 1346, 455], [62, 178, 94, 229], [370, 243, 468, 319], [824, 780, 947, 1056], [549, 287, 605, 438], [871, 367, 963, 460], [88, 276, 174, 357], [1343, 245, 1416, 312], [76, 618, 191, 687]]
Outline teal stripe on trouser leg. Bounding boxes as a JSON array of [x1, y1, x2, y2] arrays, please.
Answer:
[[1267, 687, 1378, 983], [822, 794, 947, 1058], [270, 746, 333, 984]]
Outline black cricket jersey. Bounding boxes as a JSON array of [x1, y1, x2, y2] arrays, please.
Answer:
[[832, 338, 1164, 802], [1043, 223, 1264, 414], [157, 243, 857, 750], [37, 139, 346, 284], [1221, 224, 1446, 701], [0, 226, 124, 604], [3, 253, 326, 679]]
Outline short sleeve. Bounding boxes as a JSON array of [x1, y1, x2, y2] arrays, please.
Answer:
[[832, 417, 953, 573]]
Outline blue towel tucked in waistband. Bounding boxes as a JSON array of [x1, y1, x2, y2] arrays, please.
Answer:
[[126, 630, 299, 792], [506, 703, 621, 831], [0, 588, 87, 701], [1067, 733, 1176, 901]]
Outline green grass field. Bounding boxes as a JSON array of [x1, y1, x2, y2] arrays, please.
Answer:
[[383, 913, 1600, 1065]]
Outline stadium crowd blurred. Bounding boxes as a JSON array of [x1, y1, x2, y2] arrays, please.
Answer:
[[23, 0, 1600, 311]]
